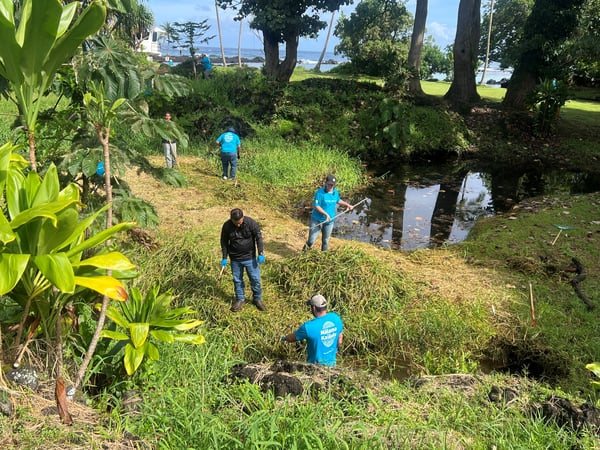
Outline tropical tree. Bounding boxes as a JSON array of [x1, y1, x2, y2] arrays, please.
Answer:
[[334, 0, 412, 78], [421, 39, 452, 80], [108, 0, 154, 50], [407, 0, 429, 96], [478, 0, 533, 70], [217, 0, 351, 82], [173, 20, 215, 78], [160, 22, 178, 59], [0, 0, 106, 171], [444, 0, 481, 109], [478, 0, 495, 85], [503, 0, 585, 109], [314, 11, 336, 72], [215, 1, 227, 67]]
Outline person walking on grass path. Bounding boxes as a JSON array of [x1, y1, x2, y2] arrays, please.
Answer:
[[281, 294, 343, 367], [220, 208, 266, 312], [303, 174, 354, 251], [216, 127, 241, 180], [162, 112, 177, 168]]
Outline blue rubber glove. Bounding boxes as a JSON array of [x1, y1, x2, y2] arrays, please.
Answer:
[[257, 254, 265, 264], [281, 336, 287, 342], [221, 258, 227, 267]]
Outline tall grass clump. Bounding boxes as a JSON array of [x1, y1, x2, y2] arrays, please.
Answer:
[[242, 133, 366, 190]]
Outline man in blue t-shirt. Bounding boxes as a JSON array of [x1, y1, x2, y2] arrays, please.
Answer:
[[303, 174, 354, 251], [216, 127, 241, 180], [281, 294, 344, 367], [201, 54, 213, 78]]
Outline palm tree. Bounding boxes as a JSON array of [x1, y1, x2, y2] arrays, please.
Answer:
[[161, 22, 178, 59], [314, 11, 336, 72], [479, 0, 495, 85], [215, 1, 227, 67]]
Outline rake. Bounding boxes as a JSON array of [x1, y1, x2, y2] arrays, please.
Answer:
[[551, 224, 576, 246]]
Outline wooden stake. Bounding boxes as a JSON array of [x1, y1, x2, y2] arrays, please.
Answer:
[[529, 282, 536, 326]]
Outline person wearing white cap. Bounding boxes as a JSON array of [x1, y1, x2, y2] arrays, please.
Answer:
[[281, 294, 344, 366], [303, 174, 354, 251]]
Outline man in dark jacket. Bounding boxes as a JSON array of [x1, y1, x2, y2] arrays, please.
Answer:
[[220, 208, 266, 312]]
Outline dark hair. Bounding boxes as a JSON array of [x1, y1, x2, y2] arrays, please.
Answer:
[[230, 208, 244, 220]]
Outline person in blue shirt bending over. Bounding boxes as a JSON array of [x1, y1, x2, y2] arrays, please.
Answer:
[[281, 294, 344, 367], [201, 54, 213, 78], [303, 174, 354, 251], [216, 127, 241, 180]]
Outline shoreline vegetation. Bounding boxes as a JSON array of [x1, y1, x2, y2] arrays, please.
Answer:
[[1, 67, 600, 448]]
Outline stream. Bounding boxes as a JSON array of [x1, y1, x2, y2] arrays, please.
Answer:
[[331, 162, 600, 250]]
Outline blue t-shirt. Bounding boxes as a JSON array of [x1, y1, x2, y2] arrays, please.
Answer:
[[294, 312, 343, 366], [201, 56, 212, 70], [311, 187, 341, 223], [216, 132, 240, 153]]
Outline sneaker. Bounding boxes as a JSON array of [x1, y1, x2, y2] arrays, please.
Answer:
[[222, 176, 228, 180], [253, 300, 266, 311], [230, 300, 244, 312]]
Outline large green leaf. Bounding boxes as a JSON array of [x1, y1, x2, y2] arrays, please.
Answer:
[[0, 253, 30, 295], [129, 322, 149, 349], [0, 212, 15, 244], [0, 142, 14, 194], [74, 275, 128, 301], [149, 329, 175, 343], [30, 164, 60, 207], [124, 343, 144, 375], [99, 329, 129, 341], [33, 253, 75, 293], [44, 1, 106, 92], [37, 207, 79, 254], [105, 305, 131, 329], [173, 334, 206, 345], [10, 199, 79, 230], [17, 0, 62, 84], [0, 0, 22, 83], [66, 221, 135, 258], [145, 341, 160, 361], [74, 251, 136, 271]]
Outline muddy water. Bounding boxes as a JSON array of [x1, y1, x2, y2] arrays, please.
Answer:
[[332, 162, 600, 250]]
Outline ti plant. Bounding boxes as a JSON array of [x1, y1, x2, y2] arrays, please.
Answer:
[[0, 0, 106, 171], [586, 362, 600, 390], [0, 142, 136, 366], [101, 284, 205, 376]]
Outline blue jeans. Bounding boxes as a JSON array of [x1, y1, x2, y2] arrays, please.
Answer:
[[305, 217, 334, 251], [163, 142, 177, 168], [231, 259, 262, 302], [221, 152, 237, 179]]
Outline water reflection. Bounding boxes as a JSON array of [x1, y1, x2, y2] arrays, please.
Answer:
[[332, 164, 599, 250]]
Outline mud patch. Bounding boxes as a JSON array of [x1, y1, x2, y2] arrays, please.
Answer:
[[482, 339, 571, 383]]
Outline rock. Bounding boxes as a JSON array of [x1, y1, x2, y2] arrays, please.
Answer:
[[530, 396, 600, 433], [0, 388, 14, 417], [6, 366, 39, 390]]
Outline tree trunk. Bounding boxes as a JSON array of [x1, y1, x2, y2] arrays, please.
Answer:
[[74, 126, 113, 391], [315, 12, 336, 72], [479, 0, 495, 85], [237, 19, 243, 67], [502, 61, 538, 109], [215, 1, 226, 67], [407, 0, 428, 96], [445, 0, 481, 109], [263, 30, 298, 82]]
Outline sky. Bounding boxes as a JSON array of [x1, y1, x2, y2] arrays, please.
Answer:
[[145, 0, 461, 53]]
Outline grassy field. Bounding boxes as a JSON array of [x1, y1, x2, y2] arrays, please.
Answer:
[[1, 73, 600, 448]]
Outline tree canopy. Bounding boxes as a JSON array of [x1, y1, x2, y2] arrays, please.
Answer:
[[217, 0, 351, 82], [334, 0, 412, 77]]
